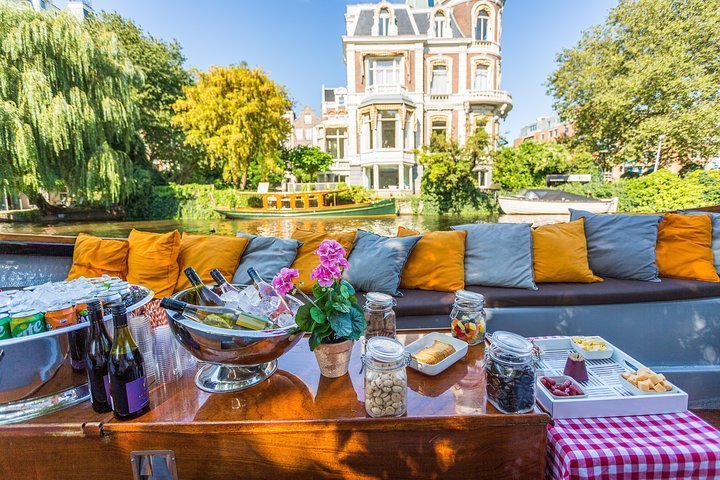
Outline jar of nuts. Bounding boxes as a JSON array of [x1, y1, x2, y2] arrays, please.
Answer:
[[363, 336, 408, 418], [363, 292, 397, 339]]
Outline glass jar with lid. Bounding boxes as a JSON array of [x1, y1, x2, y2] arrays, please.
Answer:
[[484, 331, 536, 414], [363, 336, 408, 418], [450, 290, 486, 346], [363, 292, 397, 339]]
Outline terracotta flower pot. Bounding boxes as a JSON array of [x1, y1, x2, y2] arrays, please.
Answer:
[[314, 340, 354, 378]]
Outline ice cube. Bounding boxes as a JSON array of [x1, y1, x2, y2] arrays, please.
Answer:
[[275, 313, 296, 328]]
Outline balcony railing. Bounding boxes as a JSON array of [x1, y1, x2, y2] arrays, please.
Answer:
[[366, 84, 408, 96], [471, 40, 501, 53], [428, 92, 450, 102], [467, 89, 513, 105]]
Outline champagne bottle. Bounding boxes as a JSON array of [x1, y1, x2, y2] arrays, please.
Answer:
[[84, 299, 112, 413], [108, 303, 150, 421], [184, 267, 224, 306], [247, 268, 292, 318], [210, 269, 239, 295], [160, 298, 273, 330]]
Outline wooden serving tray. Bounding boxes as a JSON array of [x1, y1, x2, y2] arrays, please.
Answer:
[[534, 336, 689, 419]]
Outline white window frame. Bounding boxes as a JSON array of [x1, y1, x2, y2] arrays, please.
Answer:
[[433, 12, 446, 38], [378, 110, 399, 150], [430, 116, 449, 141], [475, 9, 489, 41], [474, 63, 490, 91], [367, 57, 403, 88], [326, 128, 347, 160], [378, 8, 390, 36], [430, 64, 449, 95]]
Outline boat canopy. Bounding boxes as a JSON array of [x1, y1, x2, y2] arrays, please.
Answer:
[[518, 189, 602, 203]]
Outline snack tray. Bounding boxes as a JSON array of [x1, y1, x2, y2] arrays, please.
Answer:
[[533, 336, 688, 419]]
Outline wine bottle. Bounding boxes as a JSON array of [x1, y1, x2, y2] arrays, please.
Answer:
[[247, 268, 292, 318], [210, 269, 239, 295], [160, 298, 273, 330], [108, 303, 150, 421], [84, 299, 112, 413], [184, 267, 224, 306]]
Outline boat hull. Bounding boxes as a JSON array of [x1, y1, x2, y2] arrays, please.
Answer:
[[498, 196, 617, 215], [215, 199, 396, 218]]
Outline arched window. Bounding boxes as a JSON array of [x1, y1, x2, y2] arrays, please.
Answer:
[[475, 10, 489, 41], [474, 63, 489, 91], [379, 8, 390, 36], [430, 64, 448, 94], [434, 11, 446, 38]]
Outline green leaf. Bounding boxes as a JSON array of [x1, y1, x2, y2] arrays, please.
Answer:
[[295, 306, 313, 331], [333, 302, 350, 313], [341, 280, 355, 296], [348, 306, 367, 341], [312, 283, 326, 299], [328, 311, 353, 338], [308, 332, 323, 351], [310, 306, 326, 324]]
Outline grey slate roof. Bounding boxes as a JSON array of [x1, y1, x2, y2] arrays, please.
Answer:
[[395, 9, 415, 35], [413, 12, 429, 35], [354, 10, 374, 36]]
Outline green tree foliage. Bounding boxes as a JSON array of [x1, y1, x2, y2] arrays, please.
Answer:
[[418, 129, 490, 214], [284, 145, 332, 183], [492, 142, 597, 190], [172, 64, 292, 190], [88, 13, 203, 183], [0, 5, 143, 203], [548, 0, 720, 167]]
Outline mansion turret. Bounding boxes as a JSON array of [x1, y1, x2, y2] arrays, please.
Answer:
[[318, 0, 512, 194]]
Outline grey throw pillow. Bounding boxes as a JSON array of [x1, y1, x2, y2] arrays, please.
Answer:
[[232, 233, 302, 285], [682, 211, 720, 273], [569, 209, 662, 281], [451, 223, 537, 289], [343, 230, 421, 296]]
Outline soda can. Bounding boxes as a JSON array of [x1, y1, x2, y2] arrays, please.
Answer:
[[97, 292, 122, 317], [10, 310, 46, 338], [74, 300, 94, 323], [0, 312, 11, 340], [45, 304, 78, 331]]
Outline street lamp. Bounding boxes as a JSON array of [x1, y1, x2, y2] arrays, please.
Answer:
[[654, 134, 666, 172]]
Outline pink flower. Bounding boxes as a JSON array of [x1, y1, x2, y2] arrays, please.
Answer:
[[316, 239, 350, 271], [311, 264, 340, 288], [272, 268, 299, 297]]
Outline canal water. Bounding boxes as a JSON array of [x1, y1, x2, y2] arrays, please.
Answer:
[[0, 214, 568, 238]]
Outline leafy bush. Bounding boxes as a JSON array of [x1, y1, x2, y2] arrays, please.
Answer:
[[125, 183, 249, 220], [336, 185, 377, 205]]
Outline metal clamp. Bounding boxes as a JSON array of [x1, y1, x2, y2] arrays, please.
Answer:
[[131, 450, 178, 480]]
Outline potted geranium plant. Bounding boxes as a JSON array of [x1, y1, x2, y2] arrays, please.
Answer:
[[272, 239, 365, 378]]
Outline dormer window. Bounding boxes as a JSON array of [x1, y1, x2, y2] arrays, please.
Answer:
[[379, 8, 390, 36], [434, 11, 446, 38], [475, 10, 489, 41]]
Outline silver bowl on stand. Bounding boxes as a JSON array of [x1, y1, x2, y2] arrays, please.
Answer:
[[167, 288, 304, 393]]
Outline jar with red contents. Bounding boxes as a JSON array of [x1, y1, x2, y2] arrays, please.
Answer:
[[450, 290, 486, 346]]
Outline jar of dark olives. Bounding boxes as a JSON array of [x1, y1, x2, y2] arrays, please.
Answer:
[[485, 331, 536, 414]]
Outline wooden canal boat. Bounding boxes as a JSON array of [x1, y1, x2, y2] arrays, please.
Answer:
[[214, 188, 396, 218], [0, 334, 550, 479]]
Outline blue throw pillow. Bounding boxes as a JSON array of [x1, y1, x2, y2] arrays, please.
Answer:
[[343, 230, 421, 296], [682, 211, 720, 273], [569, 209, 662, 281], [232, 233, 302, 285], [451, 223, 537, 289]]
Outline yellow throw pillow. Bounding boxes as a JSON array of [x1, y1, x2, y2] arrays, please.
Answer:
[[66, 233, 129, 280], [290, 229, 356, 293], [656, 213, 719, 282], [127, 229, 181, 298], [532, 219, 602, 284], [174, 233, 250, 292], [397, 226, 466, 292]]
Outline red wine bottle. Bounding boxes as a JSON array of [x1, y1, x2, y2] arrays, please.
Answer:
[[184, 267, 224, 306], [108, 303, 150, 421], [84, 299, 112, 413], [210, 269, 239, 295]]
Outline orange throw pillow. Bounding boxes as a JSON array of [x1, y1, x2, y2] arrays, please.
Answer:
[[532, 219, 602, 283], [66, 233, 129, 280], [656, 213, 719, 282], [397, 226, 466, 292], [290, 229, 356, 293], [127, 229, 181, 298], [174, 233, 250, 292]]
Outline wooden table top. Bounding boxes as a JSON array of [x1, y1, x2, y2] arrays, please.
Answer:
[[15, 332, 549, 432]]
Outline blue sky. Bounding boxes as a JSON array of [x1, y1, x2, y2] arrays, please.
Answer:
[[87, 0, 617, 141]]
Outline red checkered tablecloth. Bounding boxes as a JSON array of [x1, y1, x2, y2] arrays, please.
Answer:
[[547, 412, 720, 479]]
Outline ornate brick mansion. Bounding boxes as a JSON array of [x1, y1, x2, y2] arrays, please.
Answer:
[[316, 0, 512, 195]]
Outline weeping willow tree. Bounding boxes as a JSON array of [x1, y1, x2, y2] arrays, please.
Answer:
[[0, 4, 145, 206]]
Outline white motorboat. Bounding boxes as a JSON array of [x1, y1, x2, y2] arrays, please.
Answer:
[[498, 189, 618, 215]]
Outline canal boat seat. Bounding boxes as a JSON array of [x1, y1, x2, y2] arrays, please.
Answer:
[[1, 240, 719, 408]]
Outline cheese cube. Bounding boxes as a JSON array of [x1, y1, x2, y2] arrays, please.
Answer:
[[653, 383, 667, 392], [628, 374, 638, 385], [648, 373, 662, 384], [637, 379, 653, 392], [657, 374, 666, 383], [636, 373, 650, 382], [661, 381, 673, 390], [622, 372, 632, 380]]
